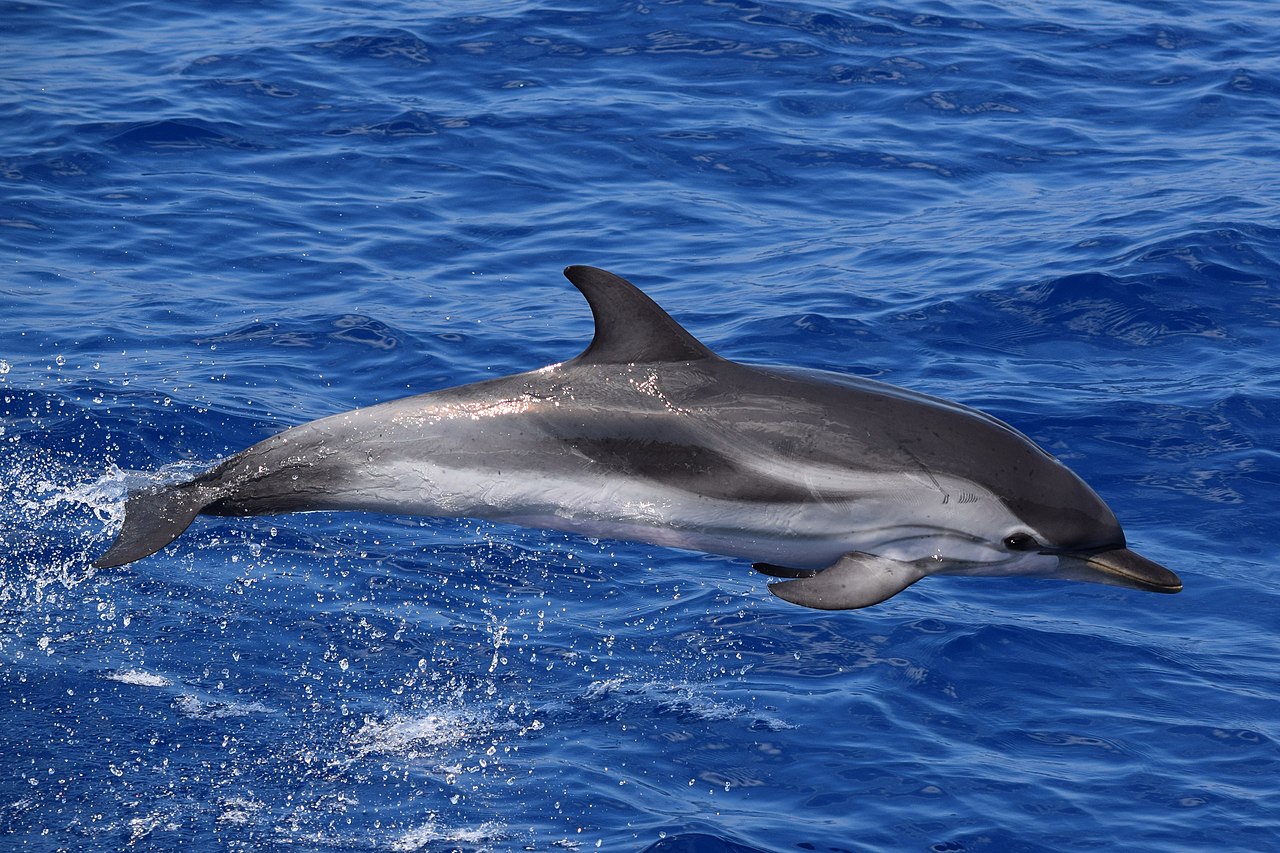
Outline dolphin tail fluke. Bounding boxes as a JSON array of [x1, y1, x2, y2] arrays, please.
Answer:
[[93, 482, 209, 569], [766, 552, 927, 610]]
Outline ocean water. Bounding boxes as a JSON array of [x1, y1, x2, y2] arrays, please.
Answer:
[[3, 0, 1279, 850]]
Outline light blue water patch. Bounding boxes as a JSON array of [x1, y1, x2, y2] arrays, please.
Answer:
[[3, 1, 1279, 850]]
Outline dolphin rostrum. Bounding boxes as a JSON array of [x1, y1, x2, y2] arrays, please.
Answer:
[[94, 266, 1181, 609]]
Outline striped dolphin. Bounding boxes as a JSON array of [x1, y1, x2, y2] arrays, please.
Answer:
[[94, 266, 1181, 609]]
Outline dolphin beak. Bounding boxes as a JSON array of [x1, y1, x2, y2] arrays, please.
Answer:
[[1064, 547, 1182, 594]]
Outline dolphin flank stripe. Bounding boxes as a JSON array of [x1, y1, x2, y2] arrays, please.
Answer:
[[94, 265, 1181, 610]]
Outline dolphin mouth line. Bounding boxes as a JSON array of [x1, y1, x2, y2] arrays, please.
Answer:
[[1075, 547, 1183, 594]]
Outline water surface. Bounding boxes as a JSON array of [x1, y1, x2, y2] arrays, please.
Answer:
[[3, 1, 1279, 850]]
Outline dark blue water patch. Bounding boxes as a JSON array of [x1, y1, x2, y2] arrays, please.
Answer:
[[977, 272, 1227, 349], [94, 118, 263, 153], [641, 832, 775, 853], [738, 5, 933, 47], [310, 29, 436, 67], [193, 314, 406, 352], [874, 224, 1280, 379], [1111, 223, 1280, 280], [0, 148, 115, 189], [322, 109, 445, 139], [195, 74, 305, 101]]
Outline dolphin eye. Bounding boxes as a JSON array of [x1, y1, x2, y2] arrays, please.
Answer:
[[1003, 532, 1039, 551]]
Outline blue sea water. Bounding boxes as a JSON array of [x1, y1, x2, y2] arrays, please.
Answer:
[[3, 0, 1280, 850]]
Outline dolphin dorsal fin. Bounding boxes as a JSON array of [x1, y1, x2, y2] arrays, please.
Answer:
[[563, 265, 719, 365]]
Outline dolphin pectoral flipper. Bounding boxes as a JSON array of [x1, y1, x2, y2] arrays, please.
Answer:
[[767, 553, 929, 610], [93, 482, 209, 570]]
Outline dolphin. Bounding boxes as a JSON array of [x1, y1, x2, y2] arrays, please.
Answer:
[[93, 265, 1181, 609]]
